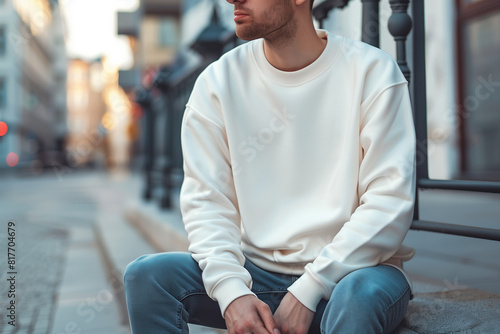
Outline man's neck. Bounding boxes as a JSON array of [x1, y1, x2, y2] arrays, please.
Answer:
[[263, 24, 327, 72]]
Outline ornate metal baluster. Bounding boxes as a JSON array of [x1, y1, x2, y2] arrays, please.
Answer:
[[388, 0, 413, 83], [361, 0, 381, 47]]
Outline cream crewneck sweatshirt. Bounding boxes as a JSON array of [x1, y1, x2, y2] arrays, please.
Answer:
[[180, 30, 416, 316]]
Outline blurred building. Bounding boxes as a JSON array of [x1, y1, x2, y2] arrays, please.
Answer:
[[65, 56, 135, 170], [180, 0, 234, 50], [117, 0, 181, 91], [116, 0, 182, 171], [65, 58, 106, 168], [0, 0, 67, 170]]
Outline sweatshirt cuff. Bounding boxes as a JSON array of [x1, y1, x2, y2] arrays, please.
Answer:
[[212, 277, 256, 317], [287, 272, 332, 312]]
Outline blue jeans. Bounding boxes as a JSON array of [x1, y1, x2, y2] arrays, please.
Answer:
[[124, 252, 410, 334]]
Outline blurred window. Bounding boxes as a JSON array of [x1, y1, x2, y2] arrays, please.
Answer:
[[183, 0, 197, 12], [457, 0, 500, 180], [0, 26, 5, 56], [159, 18, 178, 47]]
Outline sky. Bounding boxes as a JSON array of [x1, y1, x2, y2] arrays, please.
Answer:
[[61, 0, 139, 69]]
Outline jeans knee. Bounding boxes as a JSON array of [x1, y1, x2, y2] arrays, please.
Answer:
[[330, 269, 392, 315], [333, 282, 374, 311], [123, 254, 152, 288], [124, 252, 197, 294], [323, 266, 410, 334]]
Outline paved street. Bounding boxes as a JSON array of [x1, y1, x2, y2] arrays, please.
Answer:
[[0, 170, 133, 334], [0, 221, 68, 333]]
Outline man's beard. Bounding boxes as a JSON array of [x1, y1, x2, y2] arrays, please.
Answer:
[[235, 0, 296, 44]]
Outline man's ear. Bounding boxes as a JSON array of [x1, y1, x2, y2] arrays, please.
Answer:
[[295, 0, 308, 6]]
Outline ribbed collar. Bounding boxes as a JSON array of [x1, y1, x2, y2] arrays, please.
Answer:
[[251, 29, 342, 87]]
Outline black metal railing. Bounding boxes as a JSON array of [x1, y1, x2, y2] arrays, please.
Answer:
[[392, 0, 500, 241], [156, 63, 208, 208], [316, 0, 500, 241], [135, 61, 208, 208], [408, 0, 500, 241], [134, 87, 155, 200]]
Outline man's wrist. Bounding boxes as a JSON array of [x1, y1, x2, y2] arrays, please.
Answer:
[[287, 272, 331, 312], [212, 277, 255, 317]]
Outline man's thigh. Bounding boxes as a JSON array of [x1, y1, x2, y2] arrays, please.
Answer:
[[319, 264, 411, 334], [172, 255, 298, 328], [126, 251, 227, 329], [127, 252, 299, 329]]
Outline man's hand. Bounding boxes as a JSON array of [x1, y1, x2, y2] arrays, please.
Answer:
[[274, 292, 314, 334], [224, 295, 279, 334]]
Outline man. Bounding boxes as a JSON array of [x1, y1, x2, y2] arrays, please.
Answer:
[[124, 0, 416, 333]]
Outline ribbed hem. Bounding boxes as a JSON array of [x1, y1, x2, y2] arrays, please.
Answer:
[[287, 272, 330, 312], [212, 277, 256, 317]]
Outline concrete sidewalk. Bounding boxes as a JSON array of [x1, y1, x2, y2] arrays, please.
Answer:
[[104, 173, 500, 333], [0, 171, 134, 334], [51, 225, 130, 334]]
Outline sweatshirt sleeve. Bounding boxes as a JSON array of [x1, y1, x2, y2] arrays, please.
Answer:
[[288, 81, 416, 312], [179, 103, 256, 317]]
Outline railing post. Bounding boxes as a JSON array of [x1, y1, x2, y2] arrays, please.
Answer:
[[388, 0, 415, 219], [411, 0, 429, 182], [410, 0, 429, 222], [135, 87, 154, 200], [388, 0, 413, 83], [361, 0, 381, 47], [154, 68, 174, 209], [160, 87, 174, 209]]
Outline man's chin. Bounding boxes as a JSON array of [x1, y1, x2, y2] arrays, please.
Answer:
[[235, 28, 261, 41]]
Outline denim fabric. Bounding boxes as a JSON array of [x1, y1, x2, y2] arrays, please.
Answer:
[[124, 252, 410, 334]]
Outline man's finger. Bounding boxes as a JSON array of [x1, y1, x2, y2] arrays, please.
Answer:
[[253, 323, 276, 334], [256, 303, 279, 334]]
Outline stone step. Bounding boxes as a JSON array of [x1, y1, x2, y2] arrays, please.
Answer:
[[94, 208, 156, 331], [95, 198, 227, 333]]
